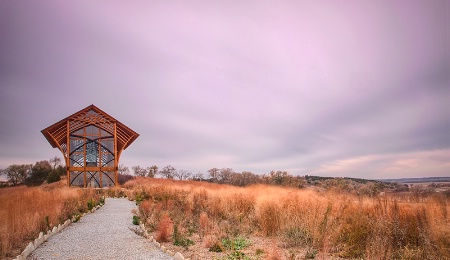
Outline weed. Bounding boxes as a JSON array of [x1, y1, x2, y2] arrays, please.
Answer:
[[255, 248, 264, 256], [73, 214, 81, 222], [87, 198, 95, 210], [224, 250, 251, 260], [155, 213, 172, 242], [222, 236, 250, 251], [209, 241, 224, 252]]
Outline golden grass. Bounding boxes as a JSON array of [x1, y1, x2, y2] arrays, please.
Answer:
[[126, 177, 450, 259], [0, 181, 102, 258]]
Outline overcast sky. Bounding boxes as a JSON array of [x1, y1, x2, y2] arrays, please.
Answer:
[[0, 1, 449, 179]]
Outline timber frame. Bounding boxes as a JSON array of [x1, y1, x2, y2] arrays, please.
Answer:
[[41, 105, 139, 187]]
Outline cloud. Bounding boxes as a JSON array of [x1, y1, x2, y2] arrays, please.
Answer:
[[0, 1, 448, 179], [312, 149, 450, 178]]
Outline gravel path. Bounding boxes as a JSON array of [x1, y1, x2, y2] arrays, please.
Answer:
[[28, 198, 173, 260]]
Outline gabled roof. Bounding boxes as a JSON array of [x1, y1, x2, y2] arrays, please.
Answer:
[[41, 104, 139, 152]]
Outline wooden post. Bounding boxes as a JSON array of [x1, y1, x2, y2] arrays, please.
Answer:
[[114, 122, 118, 187], [83, 126, 87, 188], [66, 121, 70, 186]]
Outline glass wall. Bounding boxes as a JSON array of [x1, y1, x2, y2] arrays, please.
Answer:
[[68, 120, 115, 187]]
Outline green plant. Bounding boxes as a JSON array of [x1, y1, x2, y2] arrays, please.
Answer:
[[46, 170, 61, 184], [135, 190, 150, 205], [73, 214, 81, 222], [87, 198, 96, 210], [225, 250, 251, 260], [222, 237, 250, 251], [173, 224, 195, 249], [132, 215, 140, 225]]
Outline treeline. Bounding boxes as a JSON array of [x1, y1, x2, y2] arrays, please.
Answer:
[[1, 158, 411, 196], [0, 157, 64, 186], [124, 164, 409, 195], [122, 164, 307, 188]]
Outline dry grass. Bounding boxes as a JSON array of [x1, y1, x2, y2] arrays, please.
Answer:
[[126, 177, 449, 259], [0, 181, 102, 258]]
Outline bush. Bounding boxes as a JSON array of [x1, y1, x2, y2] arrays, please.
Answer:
[[132, 215, 140, 225], [25, 161, 52, 186], [47, 170, 61, 184], [156, 213, 173, 242]]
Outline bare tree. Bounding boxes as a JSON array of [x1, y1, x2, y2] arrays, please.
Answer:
[[219, 168, 234, 184], [241, 171, 258, 186], [192, 171, 204, 181], [49, 156, 62, 170], [207, 168, 220, 180], [175, 169, 192, 180], [147, 165, 158, 178], [118, 164, 130, 175], [159, 165, 176, 179], [132, 166, 147, 177]]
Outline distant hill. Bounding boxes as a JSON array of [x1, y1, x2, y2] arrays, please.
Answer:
[[379, 177, 450, 183]]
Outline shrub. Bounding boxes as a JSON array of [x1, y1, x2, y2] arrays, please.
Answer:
[[155, 213, 173, 242], [87, 198, 96, 210], [132, 215, 140, 225], [46, 170, 61, 184]]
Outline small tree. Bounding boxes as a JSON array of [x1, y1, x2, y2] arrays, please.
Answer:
[[159, 165, 176, 179], [218, 168, 234, 184], [49, 156, 62, 170], [147, 165, 158, 178], [207, 168, 220, 180], [132, 166, 147, 177], [119, 164, 130, 175], [174, 169, 192, 180], [192, 171, 204, 181]]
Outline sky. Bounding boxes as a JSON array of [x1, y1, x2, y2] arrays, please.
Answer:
[[0, 0, 449, 180]]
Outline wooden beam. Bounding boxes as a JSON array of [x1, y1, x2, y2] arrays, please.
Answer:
[[66, 121, 70, 186], [114, 122, 118, 187]]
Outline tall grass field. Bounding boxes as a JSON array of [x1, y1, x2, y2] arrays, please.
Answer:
[[0, 181, 102, 258], [126, 177, 449, 259], [1, 177, 448, 259]]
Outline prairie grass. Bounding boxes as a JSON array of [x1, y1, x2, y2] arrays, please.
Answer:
[[0, 181, 102, 258], [126, 177, 449, 259]]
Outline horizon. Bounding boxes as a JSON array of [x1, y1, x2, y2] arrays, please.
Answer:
[[1, 1, 449, 179]]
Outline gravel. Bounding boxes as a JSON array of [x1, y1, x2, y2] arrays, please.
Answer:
[[28, 198, 173, 260]]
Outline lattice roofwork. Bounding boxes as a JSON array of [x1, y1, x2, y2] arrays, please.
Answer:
[[41, 104, 139, 153]]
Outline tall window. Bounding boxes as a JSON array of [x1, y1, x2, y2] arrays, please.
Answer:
[[69, 118, 115, 187]]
